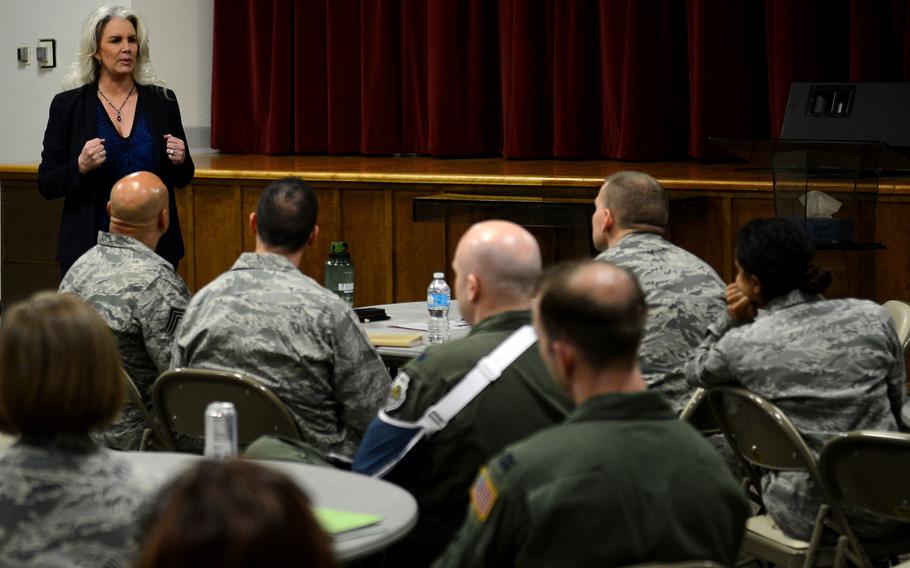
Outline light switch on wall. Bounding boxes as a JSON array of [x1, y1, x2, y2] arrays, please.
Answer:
[[36, 39, 55, 68], [17, 45, 29, 64]]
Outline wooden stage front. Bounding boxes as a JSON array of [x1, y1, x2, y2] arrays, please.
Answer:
[[2, 154, 909, 308]]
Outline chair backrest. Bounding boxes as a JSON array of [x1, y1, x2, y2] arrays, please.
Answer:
[[679, 388, 721, 435], [819, 430, 910, 524], [705, 386, 821, 479], [152, 368, 301, 452], [883, 300, 910, 352], [121, 368, 166, 447]]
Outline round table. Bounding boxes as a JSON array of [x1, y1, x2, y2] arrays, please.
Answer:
[[121, 451, 418, 561]]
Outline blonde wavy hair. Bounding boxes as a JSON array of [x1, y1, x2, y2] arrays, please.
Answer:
[[61, 5, 165, 91]]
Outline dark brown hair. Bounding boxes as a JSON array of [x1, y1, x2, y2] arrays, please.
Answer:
[[600, 171, 669, 231], [136, 460, 337, 568], [0, 292, 123, 437], [537, 260, 647, 368]]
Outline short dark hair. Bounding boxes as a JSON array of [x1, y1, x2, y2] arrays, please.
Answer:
[[136, 460, 336, 568], [0, 292, 123, 437], [255, 177, 318, 252], [601, 171, 669, 230], [735, 218, 832, 302], [537, 260, 647, 368]]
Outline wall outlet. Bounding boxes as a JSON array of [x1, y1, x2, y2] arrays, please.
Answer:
[[17, 45, 28, 64]]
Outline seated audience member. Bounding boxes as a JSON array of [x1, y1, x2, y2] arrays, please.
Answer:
[[172, 177, 389, 458], [0, 292, 145, 568], [439, 260, 750, 568], [60, 171, 190, 450], [593, 171, 725, 413], [136, 460, 336, 568], [352, 220, 573, 567], [686, 218, 907, 540]]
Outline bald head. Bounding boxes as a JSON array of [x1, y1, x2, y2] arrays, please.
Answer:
[[107, 172, 169, 247], [452, 221, 542, 324], [598, 171, 668, 232], [536, 260, 646, 369]]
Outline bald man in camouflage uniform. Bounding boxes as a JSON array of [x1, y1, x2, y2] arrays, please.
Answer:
[[592, 171, 725, 413], [60, 171, 190, 450], [438, 261, 749, 567], [171, 177, 389, 458]]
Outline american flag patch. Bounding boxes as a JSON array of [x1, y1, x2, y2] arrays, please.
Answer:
[[470, 467, 499, 522]]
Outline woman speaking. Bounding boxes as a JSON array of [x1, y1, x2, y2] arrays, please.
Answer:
[[38, 5, 193, 276]]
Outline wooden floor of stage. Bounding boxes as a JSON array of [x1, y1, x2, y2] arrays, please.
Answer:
[[2, 154, 909, 309]]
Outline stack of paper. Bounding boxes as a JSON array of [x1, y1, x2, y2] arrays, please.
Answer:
[[367, 331, 424, 348]]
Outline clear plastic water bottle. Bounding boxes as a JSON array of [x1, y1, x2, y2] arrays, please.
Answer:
[[324, 241, 355, 307], [427, 272, 451, 344], [204, 401, 238, 460]]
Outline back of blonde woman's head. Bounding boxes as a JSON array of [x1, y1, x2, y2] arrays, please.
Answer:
[[62, 4, 162, 90], [0, 292, 123, 438]]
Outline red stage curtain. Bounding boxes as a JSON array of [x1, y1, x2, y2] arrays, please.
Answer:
[[211, 0, 910, 160]]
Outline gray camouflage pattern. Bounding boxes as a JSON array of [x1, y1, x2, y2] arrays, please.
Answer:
[[59, 231, 190, 450], [171, 253, 390, 458], [596, 232, 726, 412], [0, 439, 143, 568], [686, 289, 907, 539]]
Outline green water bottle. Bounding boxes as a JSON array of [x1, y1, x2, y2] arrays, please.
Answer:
[[324, 241, 355, 307]]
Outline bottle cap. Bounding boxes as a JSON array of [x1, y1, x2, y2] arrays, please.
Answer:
[[433, 272, 444, 279], [330, 241, 349, 254]]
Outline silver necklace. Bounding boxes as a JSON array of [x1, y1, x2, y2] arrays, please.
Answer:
[[98, 83, 135, 122]]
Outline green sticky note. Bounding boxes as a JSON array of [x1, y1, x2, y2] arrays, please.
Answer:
[[313, 507, 383, 534]]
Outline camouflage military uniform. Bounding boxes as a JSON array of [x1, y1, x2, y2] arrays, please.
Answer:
[[60, 231, 190, 450], [686, 289, 907, 539], [171, 252, 390, 458], [438, 391, 751, 568], [596, 232, 725, 413], [355, 310, 573, 567], [0, 436, 144, 568]]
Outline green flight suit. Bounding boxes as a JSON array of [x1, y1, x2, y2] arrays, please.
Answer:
[[438, 390, 751, 568], [383, 310, 573, 567]]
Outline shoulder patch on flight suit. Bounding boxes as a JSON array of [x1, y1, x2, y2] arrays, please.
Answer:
[[384, 371, 411, 412], [470, 466, 499, 522], [497, 452, 516, 472]]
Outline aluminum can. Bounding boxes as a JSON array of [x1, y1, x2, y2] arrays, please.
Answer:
[[204, 401, 238, 459]]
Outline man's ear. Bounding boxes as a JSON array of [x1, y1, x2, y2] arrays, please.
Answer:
[[551, 340, 576, 382], [306, 224, 320, 247], [159, 207, 169, 232], [249, 212, 257, 236], [466, 273, 481, 303], [602, 207, 616, 233], [107, 201, 113, 218], [749, 274, 762, 298]]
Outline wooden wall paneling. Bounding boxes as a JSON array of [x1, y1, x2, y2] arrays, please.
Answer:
[[339, 188, 392, 307], [874, 197, 910, 302], [302, 186, 342, 292], [174, 183, 195, 290], [393, 187, 446, 302], [666, 194, 727, 278], [1, 178, 62, 306], [192, 183, 243, 291]]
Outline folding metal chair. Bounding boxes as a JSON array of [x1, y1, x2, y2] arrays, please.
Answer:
[[706, 386, 845, 568], [679, 387, 721, 435], [120, 368, 166, 451], [818, 431, 910, 568], [883, 300, 910, 353], [152, 368, 302, 452]]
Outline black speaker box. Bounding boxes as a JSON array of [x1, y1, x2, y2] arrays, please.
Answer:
[[781, 82, 910, 148]]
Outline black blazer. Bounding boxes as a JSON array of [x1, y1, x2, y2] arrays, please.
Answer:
[[38, 82, 195, 272]]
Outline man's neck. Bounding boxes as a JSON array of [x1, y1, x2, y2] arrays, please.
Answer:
[[606, 226, 662, 249], [254, 242, 304, 269], [109, 222, 159, 251], [469, 298, 531, 326], [570, 366, 647, 405]]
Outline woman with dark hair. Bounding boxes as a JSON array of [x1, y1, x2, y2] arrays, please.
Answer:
[[136, 460, 337, 568], [686, 218, 906, 541], [0, 292, 144, 567], [38, 4, 193, 276]]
